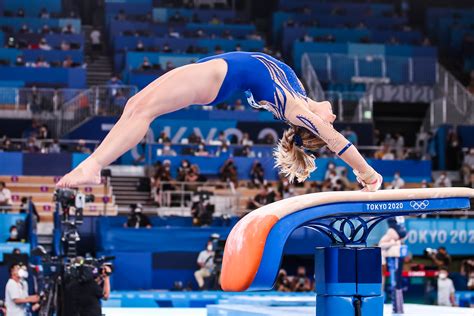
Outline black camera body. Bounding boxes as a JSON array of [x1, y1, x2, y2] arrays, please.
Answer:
[[54, 188, 94, 210]]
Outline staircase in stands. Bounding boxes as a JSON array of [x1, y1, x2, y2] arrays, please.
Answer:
[[110, 176, 156, 214]]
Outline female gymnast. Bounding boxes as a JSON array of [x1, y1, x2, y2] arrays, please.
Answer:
[[57, 51, 382, 191]]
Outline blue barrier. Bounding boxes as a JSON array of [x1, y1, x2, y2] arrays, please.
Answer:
[[22, 49, 84, 63], [0, 67, 86, 88], [0, 243, 30, 261], [15, 33, 84, 49]]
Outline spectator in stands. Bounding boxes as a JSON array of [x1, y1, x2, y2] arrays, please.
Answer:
[[168, 28, 181, 39], [62, 24, 76, 34], [240, 133, 253, 146], [240, 145, 255, 158], [165, 61, 175, 72], [124, 203, 152, 228], [1, 138, 15, 152], [169, 11, 185, 23], [40, 25, 51, 35], [33, 56, 50, 68], [25, 137, 40, 153], [161, 142, 177, 156], [140, 57, 152, 71], [214, 45, 224, 54], [60, 41, 71, 51], [195, 143, 209, 157], [90, 27, 102, 61], [116, 9, 126, 21], [437, 267, 456, 307], [461, 148, 474, 186], [162, 44, 172, 53], [38, 38, 52, 50], [216, 131, 228, 146], [250, 161, 265, 188], [306, 182, 321, 194], [188, 132, 201, 144], [429, 247, 452, 270], [291, 266, 312, 292], [39, 7, 50, 19], [4, 263, 40, 316], [191, 192, 214, 226], [275, 269, 291, 292], [136, 40, 145, 52], [420, 179, 429, 188], [62, 56, 74, 68], [324, 162, 337, 181], [434, 172, 452, 187], [15, 55, 25, 66], [235, 44, 242, 51], [177, 160, 191, 181], [20, 197, 40, 222], [246, 185, 274, 210], [388, 171, 405, 189], [49, 139, 61, 153], [194, 240, 215, 290], [260, 133, 276, 145], [446, 129, 462, 170], [216, 142, 230, 157], [0, 182, 12, 209], [157, 131, 171, 144], [17, 8, 25, 17], [219, 159, 238, 186], [6, 226, 20, 242], [382, 148, 395, 160], [19, 24, 30, 34], [394, 133, 405, 159], [210, 15, 221, 25], [74, 139, 92, 154], [278, 178, 295, 199], [342, 126, 358, 145]]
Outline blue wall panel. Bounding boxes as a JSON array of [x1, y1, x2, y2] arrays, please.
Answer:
[[0, 152, 23, 175], [22, 153, 71, 176]]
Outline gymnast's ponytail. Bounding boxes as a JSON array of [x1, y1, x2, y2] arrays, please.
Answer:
[[273, 125, 325, 183]]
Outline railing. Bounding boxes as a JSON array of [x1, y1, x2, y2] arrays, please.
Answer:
[[421, 63, 474, 131], [302, 53, 373, 123], [154, 181, 239, 216]]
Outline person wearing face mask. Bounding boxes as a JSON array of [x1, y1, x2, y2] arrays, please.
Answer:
[[161, 142, 177, 156], [5, 264, 39, 316], [194, 240, 215, 290], [124, 204, 152, 228], [7, 226, 21, 242], [0, 182, 12, 210], [434, 172, 452, 188], [437, 267, 456, 306], [461, 148, 474, 186], [388, 171, 405, 189]]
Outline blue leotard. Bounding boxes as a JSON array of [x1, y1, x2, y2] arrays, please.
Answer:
[[197, 52, 306, 120]]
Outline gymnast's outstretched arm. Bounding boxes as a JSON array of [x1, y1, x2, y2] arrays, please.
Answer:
[[57, 59, 227, 187], [287, 103, 382, 191]]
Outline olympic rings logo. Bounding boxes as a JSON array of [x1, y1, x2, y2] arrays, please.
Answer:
[[409, 200, 430, 210]]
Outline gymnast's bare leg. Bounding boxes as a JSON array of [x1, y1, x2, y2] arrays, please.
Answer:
[[56, 59, 227, 187]]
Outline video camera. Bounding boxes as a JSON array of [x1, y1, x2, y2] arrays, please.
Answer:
[[54, 189, 94, 224]]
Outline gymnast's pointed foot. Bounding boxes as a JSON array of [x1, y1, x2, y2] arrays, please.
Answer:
[[354, 168, 383, 192], [56, 157, 102, 188]]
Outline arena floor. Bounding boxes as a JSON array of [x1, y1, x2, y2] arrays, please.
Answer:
[[103, 304, 474, 316]]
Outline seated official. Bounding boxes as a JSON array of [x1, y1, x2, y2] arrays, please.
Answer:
[[194, 240, 215, 290], [290, 266, 313, 292], [124, 204, 152, 228]]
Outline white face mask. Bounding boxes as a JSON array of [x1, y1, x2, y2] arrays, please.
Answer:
[[11, 230, 18, 238], [207, 245, 212, 251], [439, 272, 448, 279], [18, 269, 28, 279]]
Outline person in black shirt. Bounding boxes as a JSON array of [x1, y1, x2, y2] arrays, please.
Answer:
[[430, 247, 452, 269], [124, 204, 152, 228]]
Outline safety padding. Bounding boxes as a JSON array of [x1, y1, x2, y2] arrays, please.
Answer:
[[315, 247, 356, 296], [361, 295, 385, 315], [357, 247, 382, 296], [220, 188, 474, 291], [316, 295, 355, 315]]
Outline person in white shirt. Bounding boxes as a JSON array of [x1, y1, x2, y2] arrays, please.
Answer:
[[437, 267, 456, 307], [194, 240, 215, 289], [5, 264, 39, 316], [389, 172, 405, 189], [434, 172, 452, 188], [0, 182, 12, 209]]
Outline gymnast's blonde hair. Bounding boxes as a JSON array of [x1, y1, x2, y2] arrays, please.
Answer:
[[274, 125, 326, 183]]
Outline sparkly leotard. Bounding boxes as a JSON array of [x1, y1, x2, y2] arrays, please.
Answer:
[[197, 52, 307, 121]]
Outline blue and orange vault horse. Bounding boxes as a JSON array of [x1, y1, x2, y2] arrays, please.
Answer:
[[220, 188, 474, 316]]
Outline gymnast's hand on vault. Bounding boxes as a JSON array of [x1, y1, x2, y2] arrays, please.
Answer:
[[354, 169, 383, 192]]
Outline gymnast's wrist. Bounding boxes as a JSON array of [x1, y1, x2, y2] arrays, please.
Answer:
[[356, 167, 378, 184]]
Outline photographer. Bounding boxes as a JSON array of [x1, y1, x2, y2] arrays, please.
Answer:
[[5, 264, 39, 316], [428, 247, 452, 269], [64, 260, 111, 316]]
